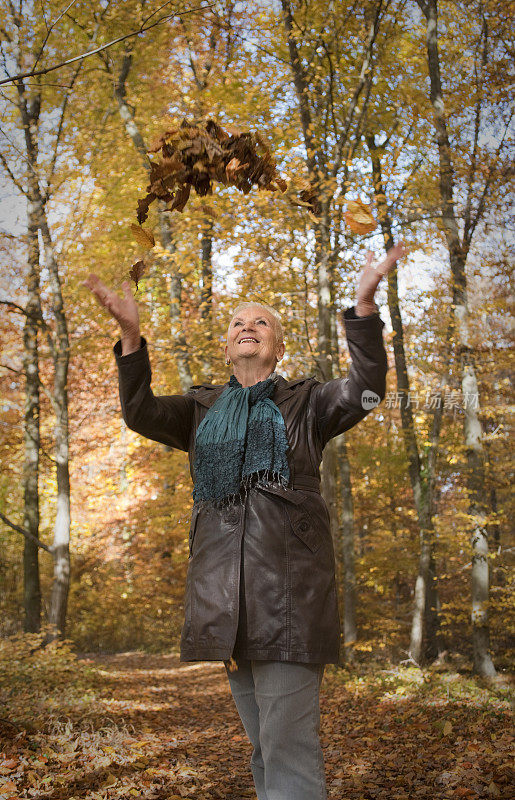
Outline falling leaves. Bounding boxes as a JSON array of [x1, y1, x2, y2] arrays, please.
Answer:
[[129, 224, 155, 250], [136, 118, 288, 223], [345, 198, 377, 234], [129, 259, 147, 290], [288, 180, 321, 218], [127, 225, 155, 289]]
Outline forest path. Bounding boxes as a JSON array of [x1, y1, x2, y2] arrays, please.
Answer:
[[0, 651, 512, 799]]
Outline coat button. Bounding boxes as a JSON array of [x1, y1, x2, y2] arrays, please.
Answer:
[[298, 519, 310, 532], [225, 509, 240, 525]]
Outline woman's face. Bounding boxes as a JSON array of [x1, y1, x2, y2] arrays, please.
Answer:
[[225, 305, 285, 368]]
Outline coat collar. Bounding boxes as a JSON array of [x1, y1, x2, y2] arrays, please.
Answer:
[[189, 374, 315, 409]]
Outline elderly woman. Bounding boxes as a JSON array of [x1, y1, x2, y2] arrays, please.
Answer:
[[84, 241, 405, 800]]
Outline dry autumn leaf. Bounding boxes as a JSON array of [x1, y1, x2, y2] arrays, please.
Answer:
[[345, 198, 377, 234], [129, 259, 146, 289], [129, 223, 155, 250], [288, 182, 320, 216]]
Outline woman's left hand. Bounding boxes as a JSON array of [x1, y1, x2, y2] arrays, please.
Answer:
[[355, 241, 408, 316]]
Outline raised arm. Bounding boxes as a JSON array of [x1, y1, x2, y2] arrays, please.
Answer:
[[309, 242, 407, 448], [83, 274, 194, 451]]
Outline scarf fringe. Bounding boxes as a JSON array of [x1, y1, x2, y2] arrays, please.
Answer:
[[195, 469, 289, 511]]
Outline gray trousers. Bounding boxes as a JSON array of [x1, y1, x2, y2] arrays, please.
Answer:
[[224, 658, 327, 800]]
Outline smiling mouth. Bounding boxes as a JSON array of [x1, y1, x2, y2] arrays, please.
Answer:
[[238, 337, 259, 343]]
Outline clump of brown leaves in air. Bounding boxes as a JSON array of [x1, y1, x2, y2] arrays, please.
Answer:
[[136, 118, 288, 225], [127, 118, 291, 288]]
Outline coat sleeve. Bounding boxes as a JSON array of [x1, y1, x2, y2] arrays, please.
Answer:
[[113, 335, 195, 452], [308, 306, 388, 448]]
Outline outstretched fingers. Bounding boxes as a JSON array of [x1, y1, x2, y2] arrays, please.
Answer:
[[375, 241, 409, 276], [365, 250, 375, 269], [83, 273, 114, 308]]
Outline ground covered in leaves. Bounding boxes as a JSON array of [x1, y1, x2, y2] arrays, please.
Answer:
[[0, 646, 512, 800]]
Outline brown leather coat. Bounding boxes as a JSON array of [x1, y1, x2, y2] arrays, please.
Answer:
[[113, 307, 387, 665]]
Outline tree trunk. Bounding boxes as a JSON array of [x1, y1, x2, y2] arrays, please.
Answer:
[[22, 200, 42, 633], [14, 72, 44, 635], [424, 546, 445, 661], [417, 0, 496, 677], [37, 211, 71, 641], [336, 434, 357, 662], [366, 132, 442, 664], [20, 91, 72, 641]]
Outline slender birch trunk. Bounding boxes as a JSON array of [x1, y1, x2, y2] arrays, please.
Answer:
[[416, 0, 496, 677], [22, 201, 42, 633], [37, 212, 71, 640], [365, 132, 446, 663], [15, 86, 71, 641], [337, 435, 357, 659]]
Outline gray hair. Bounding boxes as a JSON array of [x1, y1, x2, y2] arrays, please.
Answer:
[[229, 301, 284, 343]]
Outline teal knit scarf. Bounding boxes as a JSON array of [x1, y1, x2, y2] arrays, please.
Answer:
[[193, 373, 290, 506]]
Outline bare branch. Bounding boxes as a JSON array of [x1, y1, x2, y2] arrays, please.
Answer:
[[0, 362, 21, 374], [0, 511, 54, 553], [464, 106, 514, 249], [32, 0, 80, 71], [0, 2, 215, 87], [0, 299, 56, 362], [43, 50, 88, 201], [463, 13, 487, 239], [0, 121, 38, 183], [332, 0, 385, 178], [0, 298, 33, 316]]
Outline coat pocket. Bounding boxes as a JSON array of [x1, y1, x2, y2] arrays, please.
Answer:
[[284, 503, 322, 553], [258, 484, 322, 553], [188, 505, 200, 558]]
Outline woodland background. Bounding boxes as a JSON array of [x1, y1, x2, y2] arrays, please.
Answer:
[[0, 0, 513, 687]]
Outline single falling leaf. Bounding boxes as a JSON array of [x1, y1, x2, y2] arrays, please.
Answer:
[[129, 259, 146, 289], [200, 203, 217, 218], [273, 176, 288, 192], [169, 183, 191, 212], [226, 156, 244, 180], [345, 198, 376, 234], [137, 193, 156, 225], [298, 185, 321, 216], [129, 223, 155, 250]]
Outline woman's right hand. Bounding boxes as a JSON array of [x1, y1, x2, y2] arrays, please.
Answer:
[[83, 273, 141, 347]]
